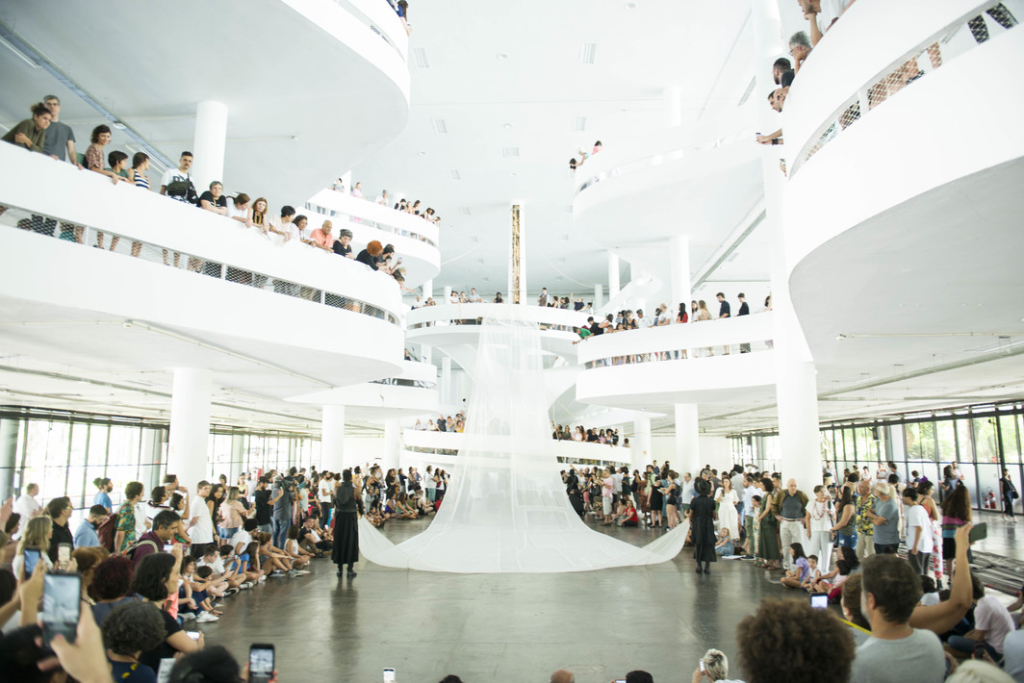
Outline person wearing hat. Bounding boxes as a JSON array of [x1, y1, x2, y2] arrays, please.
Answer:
[[333, 228, 354, 258], [356, 240, 383, 270]]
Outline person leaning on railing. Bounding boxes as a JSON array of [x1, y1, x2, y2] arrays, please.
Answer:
[[1, 102, 51, 154]]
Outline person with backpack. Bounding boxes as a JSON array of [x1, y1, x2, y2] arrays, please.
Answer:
[[128, 510, 180, 569]]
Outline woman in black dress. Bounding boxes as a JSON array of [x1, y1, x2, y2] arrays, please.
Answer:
[[688, 478, 717, 574], [565, 470, 585, 518], [333, 469, 362, 578]]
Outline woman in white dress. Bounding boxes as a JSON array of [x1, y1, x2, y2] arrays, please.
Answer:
[[715, 477, 740, 542], [806, 484, 835, 568]]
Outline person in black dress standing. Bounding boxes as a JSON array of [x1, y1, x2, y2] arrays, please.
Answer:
[[688, 478, 718, 574], [333, 469, 361, 578], [565, 470, 584, 518]]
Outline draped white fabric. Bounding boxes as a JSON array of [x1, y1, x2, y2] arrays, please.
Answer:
[[359, 308, 688, 573]]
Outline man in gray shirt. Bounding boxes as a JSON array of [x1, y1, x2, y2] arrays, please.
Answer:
[[868, 482, 900, 554], [850, 555, 945, 683], [272, 474, 296, 550], [41, 95, 79, 164]]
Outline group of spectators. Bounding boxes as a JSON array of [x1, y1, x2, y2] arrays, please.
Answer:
[[3, 96, 415, 295], [552, 424, 624, 447], [414, 409, 468, 433], [758, 1, 1018, 152], [0, 466, 347, 681], [335, 178, 441, 230], [354, 463, 447, 525]]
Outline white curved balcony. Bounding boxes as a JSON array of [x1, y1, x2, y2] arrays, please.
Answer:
[[305, 188, 440, 286], [0, 0, 411, 205], [406, 304, 591, 360], [287, 360, 438, 419], [783, 0, 1024, 367], [576, 314, 777, 410], [572, 105, 761, 247], [400, 429, 633, 470], [0, 144, 405, 388]]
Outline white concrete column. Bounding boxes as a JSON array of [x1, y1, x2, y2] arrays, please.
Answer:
[[594, 284, 604, 312], [674, 404, 700, 477], [229, 434, 245, 482], [608, 252, 621, 299], [443, 285, 452, 304], [664, 85, 684, 128], [669, 235, 691, 311], [167, 368, 212, 491], [190, 101, 228, 194], [422, 279, 433, 302], [0, 419, 20, 501], [421, 345, 433, 365], [441, 356, 452, 406], [632, 417, 652, 470], [382, 419, 402, 472], [751, 0, 822, 492], [321, 405, 346, 472], [141, 429, 164, 492]]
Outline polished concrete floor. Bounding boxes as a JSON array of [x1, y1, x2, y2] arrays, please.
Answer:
[[196, 510, 1023, 683]]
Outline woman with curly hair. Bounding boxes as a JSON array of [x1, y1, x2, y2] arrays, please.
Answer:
[[133, 550, 204, 671], [103, 601, 167, 682], [91, 554, 136, 626]]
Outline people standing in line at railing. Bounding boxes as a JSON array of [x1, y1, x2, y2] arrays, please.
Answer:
[[126, 152, 151, 254], [771, 57, 791, 85], [798, 0, 856, 48], [351, 181, 363, 199], [333, 228, 354, 258], [494, 292, 504, 303], [41, 96, 81, 166], [389, 0, 412, 36], [226, 192, 252, 230], [538, 287, 550, 306], [716, 293, 731, 355], [592, 140, 602, 155], [267, 204, 296, 245], [159, 151, 197, 266], [467, 288, 482, 303], [1, 102, 51, 154], [376, 189, 389, 205], [737, 293, 751, 353], [198, 181, 228, 216], [789, 31, 813, 73]]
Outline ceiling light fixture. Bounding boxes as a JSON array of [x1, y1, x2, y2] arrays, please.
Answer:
[[431, 118, 448, 134], [502, 123, 515, 129], [449, 170, 461, 180], [579, 43, 598, 65], [502, 147, 520, 158], [571, 116, 587, 132], [626, 2, 638, 8], [497, 52, 510, 60], [418, 151, 427, 156], [510, 172, 517, 177]]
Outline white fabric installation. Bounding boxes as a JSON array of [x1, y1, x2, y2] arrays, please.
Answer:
[[359, 308, 689, 573]]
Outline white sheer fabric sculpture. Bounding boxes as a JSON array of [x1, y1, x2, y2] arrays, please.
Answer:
[[359, 308, 689, 573]]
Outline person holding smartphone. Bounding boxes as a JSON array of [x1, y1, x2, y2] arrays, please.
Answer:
[[690, 648, 736, 682], [13, 516, 54, 579]]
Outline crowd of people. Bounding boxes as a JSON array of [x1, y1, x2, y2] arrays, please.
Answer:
[[2, 96, 416, 295], [0, 466, 364, 681]]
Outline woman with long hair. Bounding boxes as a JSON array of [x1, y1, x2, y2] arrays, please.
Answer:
[[916, 480, 944, 584], [332, 469, 361, 578], [757, 478, 781, 569], [663, 471, 681, 529], [12, 516, 53, 578], [133, 550, 203, 671], [219, 487, 246, 542], [208, 484, 226, 538], [649, 466, 665, 528], [940, 483, 972, 580], [831, 485, 857, 550], [781, 542, 811, 588]]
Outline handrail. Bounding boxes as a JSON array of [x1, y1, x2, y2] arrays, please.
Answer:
[[305, 188, 439, 248], [406, 303, 590, 333], [335, 0, 409, 64], [401, 429, 632, 465], [786, 0, 1019, 177], [577, 313, 775, 367], [573, 104, 757, 196], [0, 143, 403, 325]]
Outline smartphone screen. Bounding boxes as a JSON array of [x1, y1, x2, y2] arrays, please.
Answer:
[[811, 594, 829, 609], [24, 548, 42, 576], [42, 573, 81, 643], [249, 644, 275, 683], [969, 522, 988, 544], [163, 543, 174, 552], [58, 544, 71, 565], [383, 668, 396, 682], [186, 631, 201, 641]]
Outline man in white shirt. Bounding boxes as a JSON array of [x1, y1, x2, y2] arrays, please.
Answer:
[[13, 483, 42, 539], [902, 487, 933, 577], [425, 466, 437, 502], [947, 580, 1016, 660], [188, 481, 215, 558], [611, 467, 624, 503], [231, 519, 256, 557]]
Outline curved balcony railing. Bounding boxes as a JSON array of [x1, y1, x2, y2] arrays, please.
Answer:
[[0, 144, 403, 327], [577, 313, 775, 370], [401, 429, 633, 466], [334, 0, 409, 65], [573, 103, 756, 197], [785, 0, 1021, 178], [406, 303, 589, 334], [306, 188, 439, 248], [368, 360, 438, 389]]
